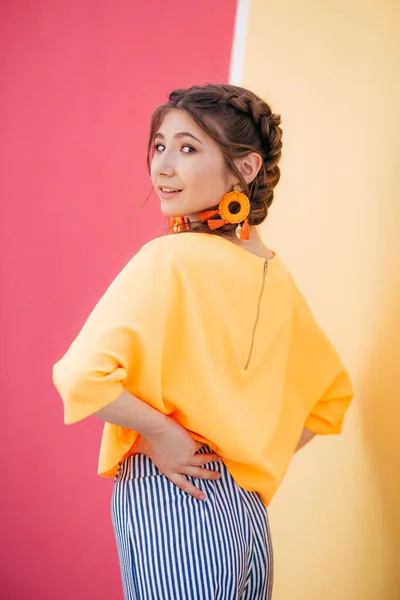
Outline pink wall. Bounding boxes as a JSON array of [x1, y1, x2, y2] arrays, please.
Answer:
[[0, 2, 237, 597]]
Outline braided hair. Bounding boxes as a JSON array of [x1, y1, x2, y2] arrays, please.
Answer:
[[146, 83, 283, 236]]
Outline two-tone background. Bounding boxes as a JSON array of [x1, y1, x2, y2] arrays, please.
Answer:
[[1, 1, 399, 598]]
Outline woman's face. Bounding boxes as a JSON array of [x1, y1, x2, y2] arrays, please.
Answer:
[[150, 109, 236, 222]]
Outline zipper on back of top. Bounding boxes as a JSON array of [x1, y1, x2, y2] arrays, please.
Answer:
[[244, 259, 269, 371]]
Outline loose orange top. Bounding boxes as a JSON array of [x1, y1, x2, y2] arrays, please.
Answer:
[[52, 232, 354, 506]]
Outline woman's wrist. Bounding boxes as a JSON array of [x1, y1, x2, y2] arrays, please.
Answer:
[[144, 412, 170, 441], [94, 388, 170, 439]]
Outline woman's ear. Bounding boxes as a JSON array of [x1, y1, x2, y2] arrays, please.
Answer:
[[235, 152, 263, 184]]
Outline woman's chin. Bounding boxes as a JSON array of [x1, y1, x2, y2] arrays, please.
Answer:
[[160, 203, 185, 218]]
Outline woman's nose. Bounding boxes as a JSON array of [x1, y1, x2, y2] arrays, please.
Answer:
[[155, 152, 175, 176]]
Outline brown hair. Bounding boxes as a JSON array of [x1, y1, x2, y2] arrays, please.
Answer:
[[146, 83, 283, 236]]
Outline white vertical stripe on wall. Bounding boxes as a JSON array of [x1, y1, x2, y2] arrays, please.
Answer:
[[229, 0, 251, 85]]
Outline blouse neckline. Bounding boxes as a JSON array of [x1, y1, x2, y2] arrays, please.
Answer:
[[181, 231, 278, 269]]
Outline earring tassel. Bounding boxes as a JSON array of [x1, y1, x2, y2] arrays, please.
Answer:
[[237, 218, 250, 240]]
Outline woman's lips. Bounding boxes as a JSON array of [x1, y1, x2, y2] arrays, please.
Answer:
[[159, 189, 183, 199]]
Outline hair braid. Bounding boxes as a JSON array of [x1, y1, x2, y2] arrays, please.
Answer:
[[220, 88, 283, 223]]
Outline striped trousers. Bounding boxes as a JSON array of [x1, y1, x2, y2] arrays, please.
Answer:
[[111, 445, 273, 600]]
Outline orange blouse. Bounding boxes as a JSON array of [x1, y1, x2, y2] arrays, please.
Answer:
[[53, 232, 354, 506]]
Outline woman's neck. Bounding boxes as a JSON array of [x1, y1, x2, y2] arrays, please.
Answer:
[[184, 214, 274, 261], [224, 226, 275, 261]]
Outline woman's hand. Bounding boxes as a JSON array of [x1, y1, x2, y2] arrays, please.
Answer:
[[134, 416, 222, 501]]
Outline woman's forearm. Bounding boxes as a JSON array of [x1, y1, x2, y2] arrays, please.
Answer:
[[295, 427, 316, 452], [95, 393, 316, 453], [94, 389, 168, 440]]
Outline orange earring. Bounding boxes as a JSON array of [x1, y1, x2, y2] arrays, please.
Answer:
[[200, 183, 251, 240], [199, 185, 251, 240], [219, 183, 251, 240]]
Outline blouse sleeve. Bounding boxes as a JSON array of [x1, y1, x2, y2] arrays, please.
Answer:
[[303, 369, 354, 435], [288, 281, 354, 436], [52, 241, 174, 425]]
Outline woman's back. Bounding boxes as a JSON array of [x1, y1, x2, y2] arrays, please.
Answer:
[[53, 231, 353, 505]]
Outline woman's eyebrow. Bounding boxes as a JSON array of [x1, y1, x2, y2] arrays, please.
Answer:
[[154, 131, 203, 144]]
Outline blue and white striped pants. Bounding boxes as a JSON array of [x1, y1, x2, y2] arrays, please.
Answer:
[[111, 445, 273, 600]]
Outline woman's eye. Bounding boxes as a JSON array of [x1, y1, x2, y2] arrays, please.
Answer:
[[153, 143, 195, 153], [182, 145, 195, 153]]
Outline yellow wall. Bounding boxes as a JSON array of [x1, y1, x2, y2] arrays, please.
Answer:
[[243, 1, 400, 598]]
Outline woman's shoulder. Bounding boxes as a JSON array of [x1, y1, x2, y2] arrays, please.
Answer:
[[137, 233, 293, 286], [139, 233, 292, 281], [121, 233, 202, 283], [143, 231, 210, 252], [138, 232, 221, 265]]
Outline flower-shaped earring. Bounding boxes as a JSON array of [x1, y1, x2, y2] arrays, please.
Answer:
[[218, 183, 251, 240]]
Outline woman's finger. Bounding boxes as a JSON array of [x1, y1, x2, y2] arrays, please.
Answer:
[[168, 473, 207, 501], [190, 453, 222, 467], [184, 467, 222, 481]]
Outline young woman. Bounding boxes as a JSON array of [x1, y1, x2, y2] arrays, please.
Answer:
[[53, 83, 354, 600]]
